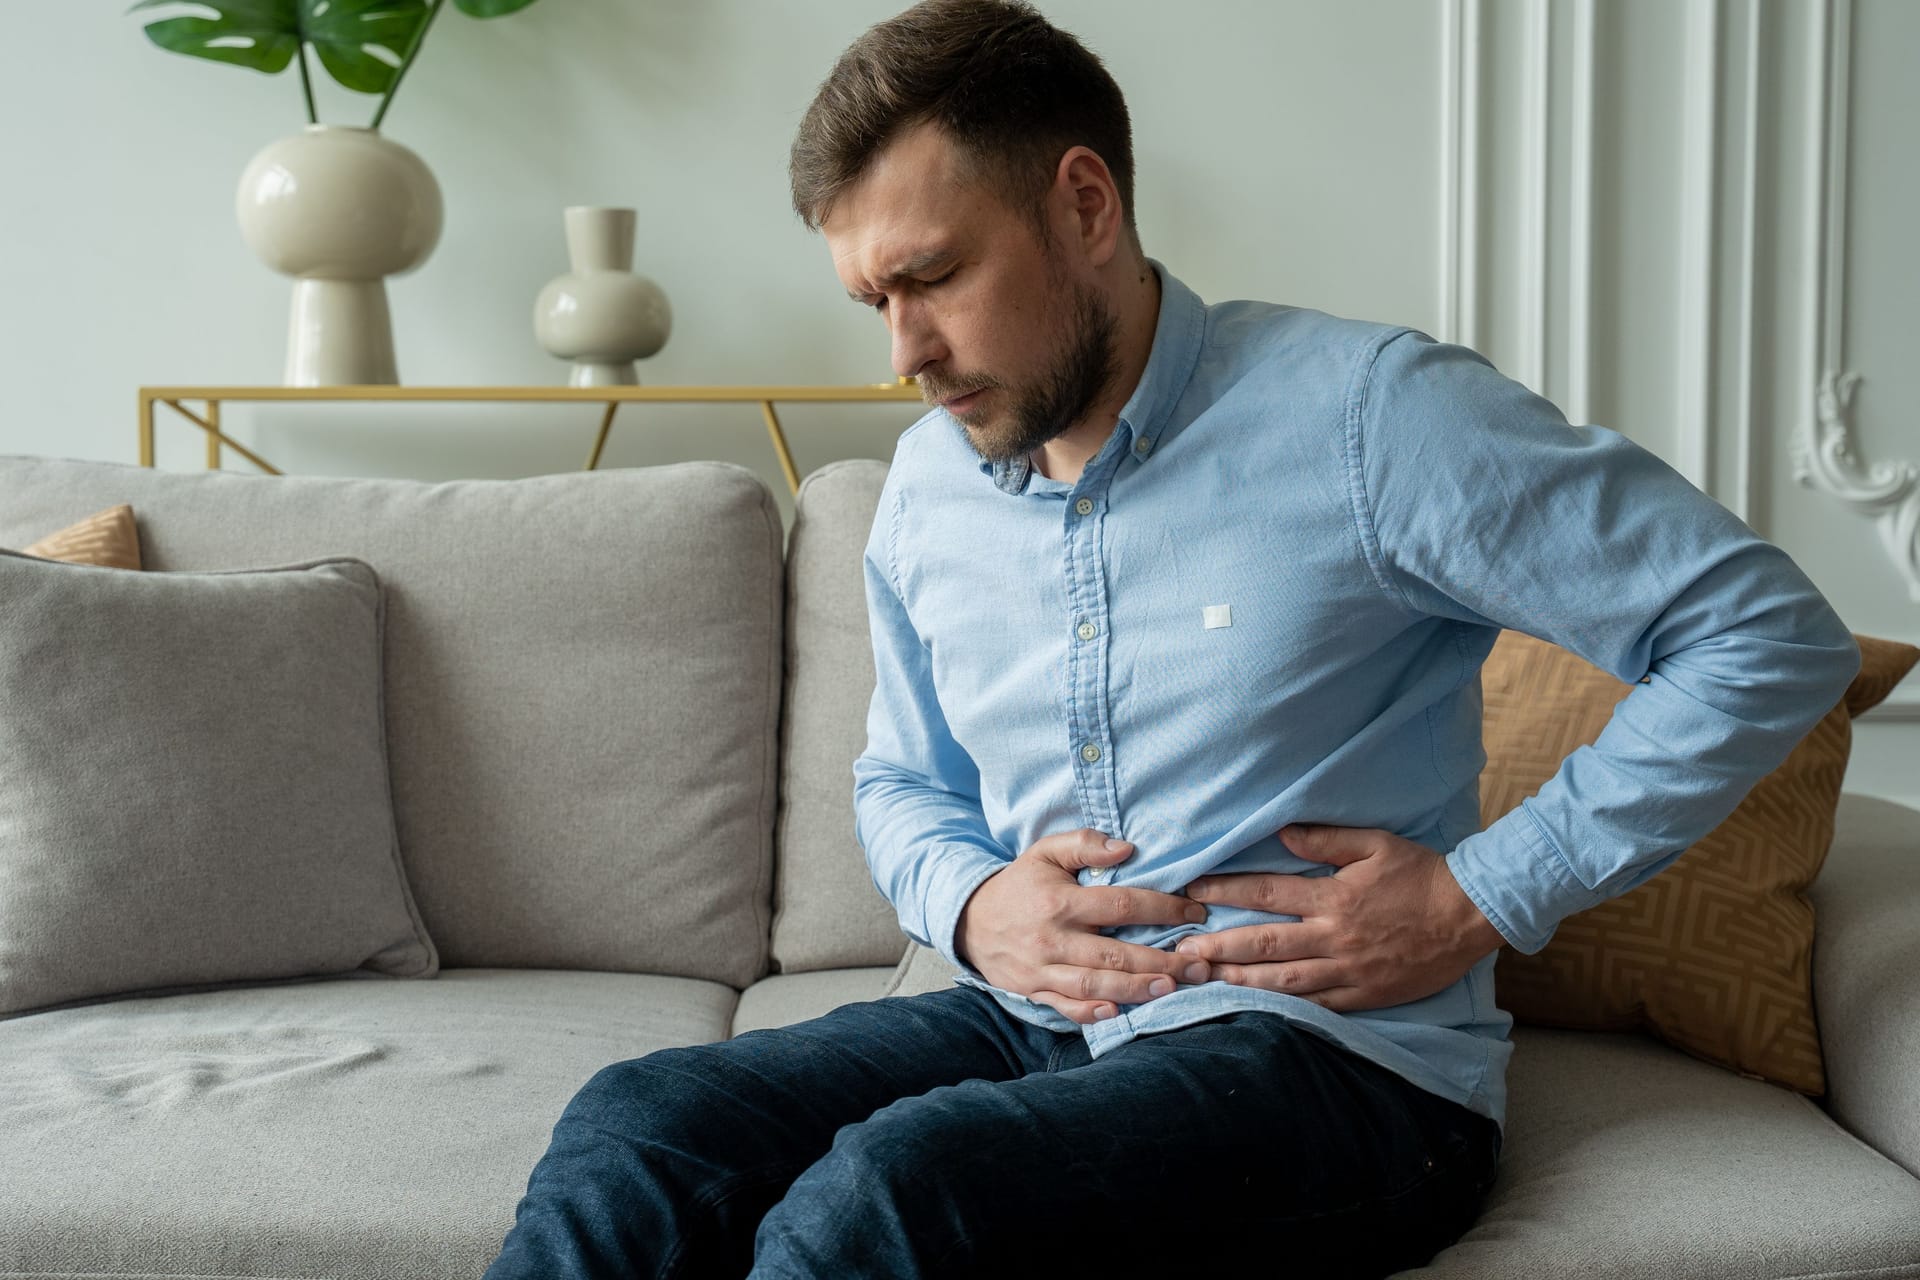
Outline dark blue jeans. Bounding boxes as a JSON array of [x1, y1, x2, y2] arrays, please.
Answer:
[[484, 986, 1501, 1279]]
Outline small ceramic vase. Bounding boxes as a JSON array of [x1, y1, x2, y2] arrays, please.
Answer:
[[235, 125, 443, 386], [533, 207, 672, 386]]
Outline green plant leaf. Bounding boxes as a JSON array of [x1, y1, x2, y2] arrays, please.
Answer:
[[309, 0, 432, 92], [450, 0, 537, 16], [130, 0, 301, 74], [131, 0, 431, 93]]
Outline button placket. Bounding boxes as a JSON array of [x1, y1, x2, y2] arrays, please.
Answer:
[[1059, 454, 1125, 884]]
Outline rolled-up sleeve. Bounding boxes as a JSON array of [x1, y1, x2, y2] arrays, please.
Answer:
[[852, 481, 1010, 969], [1351, 329, 1861, 955]]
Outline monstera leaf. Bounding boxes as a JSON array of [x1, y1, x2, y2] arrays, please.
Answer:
[[131, 0, 432, 94], [133, 0, 541, 125]]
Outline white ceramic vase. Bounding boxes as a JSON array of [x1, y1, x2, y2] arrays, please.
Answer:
[[533, 207, 672, 386], [236, 125, 443, 386]]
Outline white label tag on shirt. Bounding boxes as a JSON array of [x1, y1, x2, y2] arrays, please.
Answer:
[[1203, 604, 1232, 629]]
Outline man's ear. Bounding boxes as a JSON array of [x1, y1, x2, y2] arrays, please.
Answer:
[[1052, 145, 1126, 268]]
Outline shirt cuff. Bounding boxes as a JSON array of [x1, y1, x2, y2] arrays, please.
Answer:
[[919, 845, 1009, 975], [1444, 806, 1596, 956]]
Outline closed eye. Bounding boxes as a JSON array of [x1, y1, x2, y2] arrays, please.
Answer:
[[857, 265, 959, 313]]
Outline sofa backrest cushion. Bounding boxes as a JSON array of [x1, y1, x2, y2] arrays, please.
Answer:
[[0, 456, 782, 986], [772, 459, 908, 971]]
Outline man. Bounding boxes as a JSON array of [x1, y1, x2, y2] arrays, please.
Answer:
[[485, 3, 1859, 1276]]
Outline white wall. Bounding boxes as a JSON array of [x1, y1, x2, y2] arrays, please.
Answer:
[[0, 0, 1443, 490], [2, 0, 1913, 802]]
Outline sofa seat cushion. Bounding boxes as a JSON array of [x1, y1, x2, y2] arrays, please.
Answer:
[[0, 969, 737, 1280], [1408, 1026, 1920, 1278], [730, 966, 895, 1035]]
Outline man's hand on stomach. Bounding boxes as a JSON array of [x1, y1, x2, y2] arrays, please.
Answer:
[[1176, 824, 1507, 1013], [955, 828, 1212, 1026]]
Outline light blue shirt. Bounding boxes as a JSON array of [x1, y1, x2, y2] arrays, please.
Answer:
[[852, 264, 1859, 1134]]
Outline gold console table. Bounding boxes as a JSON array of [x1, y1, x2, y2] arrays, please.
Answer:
[[137, 382, 925, 495]]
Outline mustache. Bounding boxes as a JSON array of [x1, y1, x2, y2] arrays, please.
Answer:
[[917, 372, 1001, 405]]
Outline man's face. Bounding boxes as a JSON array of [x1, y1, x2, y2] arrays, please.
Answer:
[[822, 125, 1117, 464]]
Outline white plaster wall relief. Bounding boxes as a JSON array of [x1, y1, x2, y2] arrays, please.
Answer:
[[1437, 0, 1551, 393], [1565, 0, 1595, 428], [1731, 0, 1763, 524], [1795, 0, 1920, 602], [1439, 0, 1481, 351], [1521, 0, 1550, 396], [1675, 0, 1720, 492]]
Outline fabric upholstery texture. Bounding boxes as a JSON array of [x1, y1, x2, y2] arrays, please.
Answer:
[[17, 502, 142, 568], [1402, 1025, 1920, 1279], [0, 550, 435, 1017], [884, 938, 963, 999], [1480, 629, 1917, 1095], [771, 459, 911, 971], [0, 969, 737, 1279], [0, 455, 784, 986], [1811, 793, 1920, 1180], [729, 966, 895, 1035]]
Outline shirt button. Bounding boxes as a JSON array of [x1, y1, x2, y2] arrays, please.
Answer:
[[1076, 621, 1097, 641], [1074, 498, 1094, 516], [1088, 866, 1113, 883], [1080, 743, 1101, 763], [1134, 437, 1152, 455]]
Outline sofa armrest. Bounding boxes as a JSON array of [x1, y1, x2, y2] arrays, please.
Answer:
[[1809, 792, 1920, 1178]]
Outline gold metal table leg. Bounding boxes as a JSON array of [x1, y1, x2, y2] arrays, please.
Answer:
[[139, 393, 155, 467], [206, 400, 222, 470], [585, 401, 620, 471], [161, 400, 283, 476], [760, 400, 801, 496]]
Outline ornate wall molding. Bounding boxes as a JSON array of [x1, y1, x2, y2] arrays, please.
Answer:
[[1439, 0, 1480, 353], [1565, 0, 1595, 428], [1675, 0, 1720, 491], [1520, 0, 1551, 395], [1730, 0, 1762, 523], [1793, 0, 1920, 603]]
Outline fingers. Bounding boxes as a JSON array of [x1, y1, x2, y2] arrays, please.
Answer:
[[1029, 952, 1214, 1024], [1207, 959, 1348, 1004], [1174, 921, 1333, 966], [1029, 828, 1136, 873], [1031, 990, 1116, 1025], [1046, 936, 1211, 990], [1277, 823, 1384, 867], [1032, 961, 1189, 1009], [1069, 886, 1207, 929], [1185, 872, 1318, 915]]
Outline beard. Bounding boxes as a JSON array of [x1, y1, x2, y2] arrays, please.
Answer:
[[923, 282, 1120, 466]]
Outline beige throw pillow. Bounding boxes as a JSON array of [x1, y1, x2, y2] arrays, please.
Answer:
[[1481, 630, 1918, 1095], [0, 549, 437, 1017]]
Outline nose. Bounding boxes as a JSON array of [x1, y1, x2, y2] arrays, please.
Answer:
[[888, 299, 945, 380]]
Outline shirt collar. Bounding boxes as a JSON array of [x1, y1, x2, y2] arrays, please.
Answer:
[[979, 260, 1206, 495]]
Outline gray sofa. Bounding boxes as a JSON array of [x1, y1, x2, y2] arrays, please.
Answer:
[[2, 452, 1916, 1280]]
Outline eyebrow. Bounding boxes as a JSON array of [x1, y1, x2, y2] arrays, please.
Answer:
[[846, 249, 956, 302]]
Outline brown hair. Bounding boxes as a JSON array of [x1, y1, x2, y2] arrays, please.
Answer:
[[790, 0, 1136, 241]]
